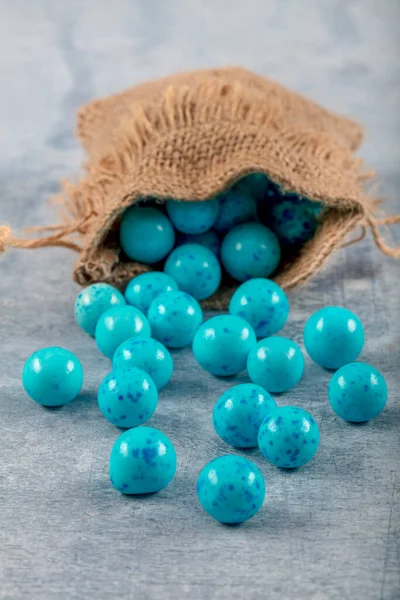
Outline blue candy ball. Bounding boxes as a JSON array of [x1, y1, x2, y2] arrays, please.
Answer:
[[247, 336, 304, 393], [166, 199, 220, 234], [328, 362, 388, 422], [175, 229, 221, 257], [110, 427, 177, 495], [148, 290, 203, 348], [221, 222, 281, 282], [238, 173, 270, 203], [98, 367, 158, 428], [192, 315, 257, 377], [164, 243, 221, 301], [258, 406, 320, 468], [229, 278, 289, 338], [113, 337, 173, 390], [74, 283, 126, 336], [22, 347, 83, 407], [213, 383, 277, 448], [120, 206, 175, 264], [214, 188, 257, 233], [271, 200, 317, 246], [304, 306, 364, 370], [197, 455, 265, 524], [95, 306, 151, 359], [124, 272, 178, 313]]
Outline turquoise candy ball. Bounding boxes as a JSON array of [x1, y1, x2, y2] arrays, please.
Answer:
[[304, 306, 364, 370], [164, 244, 221, 301], [271, 199, 317, 246], [239, 173, 270, 203], [328, 362, 388, 422], [247, 336, 304, 393], [110, 427, 177, 495], [212, 383, 277, 448], [22, 347, 83, 407], [124, 272, 178, 313], [95, 305, 151, 359], [221, 222, 281, 282], [98, 367, 158, 428], [148, 290, 203, 348], [258, 406, 320, 468], [175, 229, 221, 257], [229, 278, 289, 338], [74, 283, 126, 336], [197, 455, 265, 523], [120, 206, 175, 264], [214, 188, 257, 233], [113, 337, 173, 390], [166, 198, 220, 234], [192, 315, 257, 377]]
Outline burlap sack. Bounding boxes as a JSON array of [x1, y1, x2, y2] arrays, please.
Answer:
[[1, 67, 398, 308]]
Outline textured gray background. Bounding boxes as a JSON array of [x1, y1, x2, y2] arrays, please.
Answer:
[[0, 1, 399, 599]]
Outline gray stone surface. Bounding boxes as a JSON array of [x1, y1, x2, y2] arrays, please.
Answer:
[[0, 1, 399, 599]]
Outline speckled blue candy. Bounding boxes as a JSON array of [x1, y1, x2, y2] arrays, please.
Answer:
[[110, 427, 177, 495], [164, 243, 221, 301], [247, 336, 304, 393], [197, 455, 265, 524], [113, 337, 173, 390], [124, 272, 178, 313], [192, 315, 257, 377], [214, 187, 257, 233], [98, 367, 158, 428], [175, 229, 221, 257], [328, 362, 388, 422], [74, 283, 126, 336], [166, 198, 220, 234], [22, 347, 83, 407], [271, 199, 317, 246], [213, 383, 277, 448], [304, 306, 364, 370], [221, 222, 281, 282], [95, 305, 151, 359], [120, 206, 175, 264], [148, 290, 203, 348], [229, 278, 289, 338], [258, 406, 320, 468]]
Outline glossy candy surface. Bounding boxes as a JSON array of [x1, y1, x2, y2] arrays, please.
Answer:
[[148, 290, 203, 348], [328, 362, 388, 422], [247, 336, 304, 393], [175, 230, 221, 257], [229, 278, 289, 338], [164, 244, 221, 301], [197, 455, 265, 523], [214, 188, 257, 233], [22, 347, 83, 407], [192, 315, 256, 376], [95, 306, 151, 359], [221, 222, 281, 282], [120, 206, 175, 264], [124, 272, 178, 313], [110, 427, 177, 494], [74, 283, 126, 336], [113, 337, 173, 390], [271, 199, 317, 245], [166, 198, 220, 234], [258, 406, 320, 468], [213, 383, 277, 448], [304, 306, 364, 370]]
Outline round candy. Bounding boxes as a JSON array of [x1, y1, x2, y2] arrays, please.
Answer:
[[98, 367, 158, 428], [164, 244, 221, 301], [175, 229, 221, 257], [22, 347, 83, 407], [304, 306, 364, 370], [239, 173, 270, 203], [271, 199, 317, 246], [328, 362, 388, 422], [258, 406, 320, 468], [221, 222, 281, 282], [197, 455, 265, 524], [124, 272, 178, 313], [166, 198, 220, 234], [229, 278, 289, 338], [192, 315, 256, 377], [74, 283, 126, 336], [113, 337, 173, 390], [214, 188, 257, 233], [95, 306, 151, 359], [120, 206, 175, 264], [247, 336, 304, 393], [110, 427, 177, 495], [148, 290, 203, 348], [212, 383, 277, 448]]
